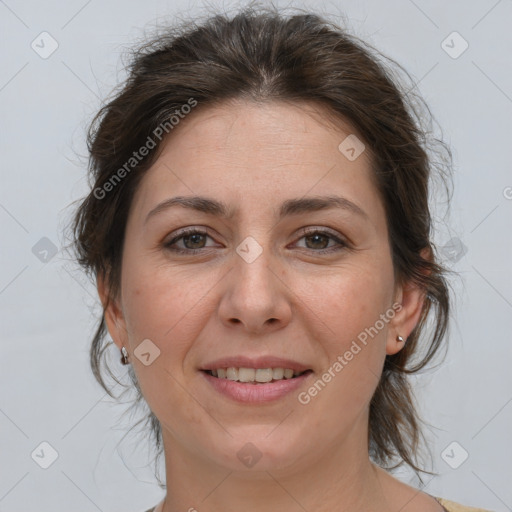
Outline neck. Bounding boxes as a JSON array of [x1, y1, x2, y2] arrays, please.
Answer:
[[159, 421, 391, 512]]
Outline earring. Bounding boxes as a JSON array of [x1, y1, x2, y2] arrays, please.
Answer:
[[120, 346, 130, 365], [396, 335, 405, 344]]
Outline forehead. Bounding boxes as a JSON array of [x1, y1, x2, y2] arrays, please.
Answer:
[[165, 99, 369, 160], [129, 99, 384, 226]]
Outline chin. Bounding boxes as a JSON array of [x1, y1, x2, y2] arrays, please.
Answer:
[[205, 429, 306, 473]]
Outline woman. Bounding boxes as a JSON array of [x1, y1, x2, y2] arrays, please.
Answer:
[[70, 5, 493, 512]]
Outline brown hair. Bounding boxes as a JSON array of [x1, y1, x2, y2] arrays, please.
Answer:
[[68, 3, 453, 485]]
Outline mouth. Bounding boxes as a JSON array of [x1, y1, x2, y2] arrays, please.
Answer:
[[200, 367, 314, 403], [199, 356, 314, 402], [202, 367, 313, 384]]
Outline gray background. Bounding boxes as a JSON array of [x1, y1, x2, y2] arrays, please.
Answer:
[[1, 0, 511, 511]]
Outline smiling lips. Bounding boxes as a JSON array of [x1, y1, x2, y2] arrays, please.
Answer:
[[200, 356, 313, 402], [201, 356, 311, 380], [206, 367, 309, 383]]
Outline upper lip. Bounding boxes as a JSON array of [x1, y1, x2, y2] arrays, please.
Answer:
[[200, 356, 311, 373]]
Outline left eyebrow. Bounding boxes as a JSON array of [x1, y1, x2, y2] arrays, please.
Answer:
[[144, 194, 370, 225]]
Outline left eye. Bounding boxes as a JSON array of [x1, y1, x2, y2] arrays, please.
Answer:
[[295, 230, 346, 251], [164, 229, 347, 254]]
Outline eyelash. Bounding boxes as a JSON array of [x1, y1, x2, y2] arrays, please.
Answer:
[[163, 227, 348, 255]]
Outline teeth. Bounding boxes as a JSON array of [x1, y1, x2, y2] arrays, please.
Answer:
[[226, 367, 238, 380], [238, 368, 255, 382], [255, 368, 273, 382], [272, 368, 284, 380], [284, 368, 294, 379], [209, 367, 305, 383]]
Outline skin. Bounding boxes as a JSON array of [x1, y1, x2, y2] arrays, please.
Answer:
[[99, 99, 443, 512]]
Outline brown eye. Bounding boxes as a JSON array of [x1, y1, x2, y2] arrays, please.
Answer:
[[164, 228, 347, 255], [304, 233, 330, 250], [164, 229, 214, 253], [294, 229, 348, 254], [181, 232, 207, 249]]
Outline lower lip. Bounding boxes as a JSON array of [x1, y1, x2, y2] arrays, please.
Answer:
[[201, 370, 312, 403]]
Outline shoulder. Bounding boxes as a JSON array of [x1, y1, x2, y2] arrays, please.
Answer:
[[141, 496, 165, 512], [435, 496, 495, 512]]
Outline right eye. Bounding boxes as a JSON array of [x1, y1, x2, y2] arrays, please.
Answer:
[[164, 228, 217, 254]]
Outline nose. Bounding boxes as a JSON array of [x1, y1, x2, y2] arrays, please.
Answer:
[[217, 246, 292, 335]]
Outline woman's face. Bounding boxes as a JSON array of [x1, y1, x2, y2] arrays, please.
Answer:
[[101, 100, 422, 473]]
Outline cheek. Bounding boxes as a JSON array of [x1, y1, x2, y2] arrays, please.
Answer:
[[119, 265, 214, 425], [306, 262, 393, 347], [120, 260, 218, 358], [298, 261, 393, 407]]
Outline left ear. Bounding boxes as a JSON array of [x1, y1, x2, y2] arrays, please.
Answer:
[[386, 247, 431, 356]]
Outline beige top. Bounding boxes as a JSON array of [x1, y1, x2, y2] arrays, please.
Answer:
[[436, 497, 494, 511], [144, 496, 494, 511]]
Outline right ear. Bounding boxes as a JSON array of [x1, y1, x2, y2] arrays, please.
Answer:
[[96, 274, 128, 352]]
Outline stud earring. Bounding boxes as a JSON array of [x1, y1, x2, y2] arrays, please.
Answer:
[[396, 335, 405, 344], [120, 346, 130, 365]]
